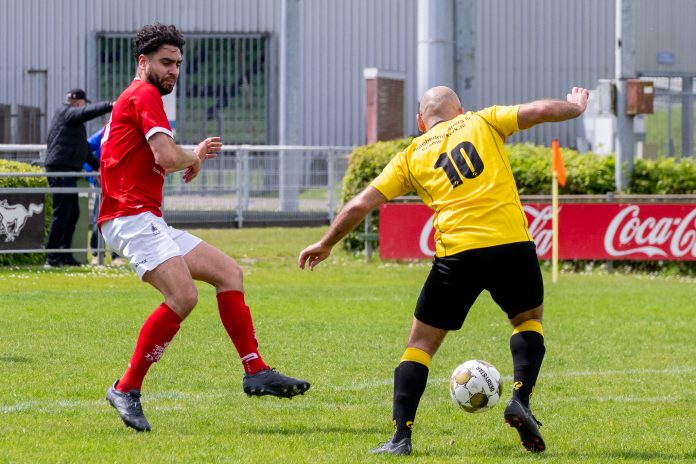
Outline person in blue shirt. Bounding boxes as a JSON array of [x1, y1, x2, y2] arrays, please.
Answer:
[[85, 128, 125, 265]]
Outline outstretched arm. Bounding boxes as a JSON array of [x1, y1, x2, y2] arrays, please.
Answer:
[[517, 87, 589, 130], [298, 186, 387, 270], [149, 134, 221, 182], [64, 101, 113, 124]]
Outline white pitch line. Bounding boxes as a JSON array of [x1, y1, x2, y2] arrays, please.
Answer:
[[549, 395, 694, 403], [1, 366, 694, 414], [541, 366, 695, 378], [329, 366, 696, 391], [0, 399, 103, 414]]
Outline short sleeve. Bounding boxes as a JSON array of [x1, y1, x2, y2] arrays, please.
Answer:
[[370, 150, 413, 200], [133, 85, 172, 140], [476, 105, 520, 138]]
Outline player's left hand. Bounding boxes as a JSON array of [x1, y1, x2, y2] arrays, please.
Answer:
[[195, 136, 222, 161], [566, 87, 589, 113], [298, 242, 332, 270], [184, 137, 222, 183]]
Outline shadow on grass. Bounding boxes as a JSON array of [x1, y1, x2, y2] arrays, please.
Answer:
[[246, 425, 384, 436], [0, 356, 32, 363], [565, 449, 696, 461], [412, 443, 696, 461], [410, 442, 548, 459]]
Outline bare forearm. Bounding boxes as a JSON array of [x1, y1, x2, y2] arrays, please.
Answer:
[[320, 201, 371, 247], [518, 88, 589, 130], [299, 186, 387, 270], [320, 187, 387, 247], [518, 100, 583, 129], [163, 146, 197, 173], [149, 133, 197, 172], [536, 100, 583, 122]]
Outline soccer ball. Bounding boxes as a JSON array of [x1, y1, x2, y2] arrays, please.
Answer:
[[449, 360, 502, 413]]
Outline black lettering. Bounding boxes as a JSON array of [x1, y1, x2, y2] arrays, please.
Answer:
[[434, 141, 485, 187], [434, 152, 463, 187]]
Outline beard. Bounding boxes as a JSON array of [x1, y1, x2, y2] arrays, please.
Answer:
[[146, 69, 177, 96]]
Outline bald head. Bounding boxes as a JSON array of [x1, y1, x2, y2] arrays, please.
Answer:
[[417, 86, 464, 131]]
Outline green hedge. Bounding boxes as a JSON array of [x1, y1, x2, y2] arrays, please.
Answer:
[[508, 143, 616, 194], [341, 138, 414, 251], [0, 160, 51, 265], [629, 157, 696, 194], [341, 139, 696, 252]]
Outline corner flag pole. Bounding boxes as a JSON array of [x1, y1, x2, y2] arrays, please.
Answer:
[[551, 160, 559, 284], [551, 139, 564, 284]]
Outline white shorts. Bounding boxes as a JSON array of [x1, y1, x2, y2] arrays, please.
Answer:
[[101, 211, 203, 280]]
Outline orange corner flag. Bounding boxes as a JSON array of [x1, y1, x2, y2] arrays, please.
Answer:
[[551, 139, 567, 187]]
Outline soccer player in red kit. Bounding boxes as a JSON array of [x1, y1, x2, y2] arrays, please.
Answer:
[[100, 23, 309, 432]]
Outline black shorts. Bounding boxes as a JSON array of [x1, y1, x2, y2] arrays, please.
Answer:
[[414, 241, 543, 330]]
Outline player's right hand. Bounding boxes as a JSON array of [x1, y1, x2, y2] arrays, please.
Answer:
[[298, 242, 332, 271], [182, 157, 202, 183]]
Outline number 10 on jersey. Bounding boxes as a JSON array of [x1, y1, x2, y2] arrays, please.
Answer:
[[434, 141, 484, 188]]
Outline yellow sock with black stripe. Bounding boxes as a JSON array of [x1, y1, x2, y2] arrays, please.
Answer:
[[392, 347, 431, 441], [510, 320, 545, 407]]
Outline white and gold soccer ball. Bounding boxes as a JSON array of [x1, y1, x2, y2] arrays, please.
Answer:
[[449, 360, 502, 413]]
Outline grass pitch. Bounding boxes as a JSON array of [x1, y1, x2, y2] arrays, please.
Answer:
[[1, 227, 695, 463]]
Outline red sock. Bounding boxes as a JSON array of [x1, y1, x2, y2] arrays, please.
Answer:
[[116, 303, 182, 393], [217, 290, 269, 374]]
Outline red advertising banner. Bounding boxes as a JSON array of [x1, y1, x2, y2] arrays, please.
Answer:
[[379, 203, 696, 261]]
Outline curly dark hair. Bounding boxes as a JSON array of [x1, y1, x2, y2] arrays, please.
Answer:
[[133, 23, 185, 61]]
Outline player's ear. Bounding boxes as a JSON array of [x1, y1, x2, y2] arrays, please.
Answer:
[[417, 113, 426, 133], [137, 54, 148, 70]]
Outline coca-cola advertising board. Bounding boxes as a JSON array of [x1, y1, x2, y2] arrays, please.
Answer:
[[379, 203, 696, 261]]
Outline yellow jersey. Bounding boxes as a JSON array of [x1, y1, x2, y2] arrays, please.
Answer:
[[370, 105, 533, 257]]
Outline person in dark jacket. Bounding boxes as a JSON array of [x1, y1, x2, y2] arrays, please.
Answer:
[[44, 88, 112, 267], [84, 128, 124, 265]]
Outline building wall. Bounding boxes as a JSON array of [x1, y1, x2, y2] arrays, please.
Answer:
[[0, 0, 418, 146], [633, 0, 696, 76], [0, 0, 615, 148], [298, 0, 418, 145], [470, 0, 616, 146]]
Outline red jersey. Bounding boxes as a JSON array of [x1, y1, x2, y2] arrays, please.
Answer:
[[98, 79, 172, 226]]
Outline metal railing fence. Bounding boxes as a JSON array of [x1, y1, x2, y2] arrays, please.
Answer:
[[0, 144, 353, 257]]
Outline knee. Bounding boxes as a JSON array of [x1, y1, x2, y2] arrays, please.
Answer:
[[181, 286, 199, 311], [172, 285, 198, 314], [510, 305, 543, 327], [527, 305, 543, 320], [230, 260, 243, 285], [218, 258, 243, 290]]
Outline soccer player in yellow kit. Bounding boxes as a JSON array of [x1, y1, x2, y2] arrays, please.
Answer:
[[298, 85, 588, 455]]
